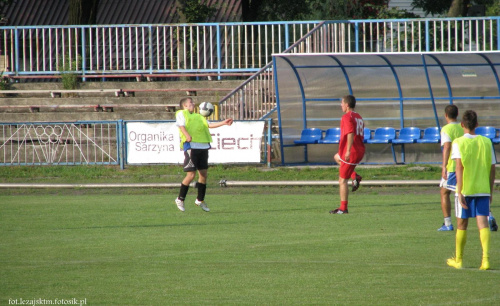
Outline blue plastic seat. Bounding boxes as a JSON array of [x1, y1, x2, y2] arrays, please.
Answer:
[[365, 127, 397, 163], [476, 126, 497, 139], [392, 127, 421, 163], [416, 127, 440, 143], [392, 127, 421, 144], [318, 128, 340, 144], [482, 127, 500, 144], [492, 128, 500, 144], [366, 127, 396, 144], [294, 128, 322, 144], [363, 128, 371, 143]]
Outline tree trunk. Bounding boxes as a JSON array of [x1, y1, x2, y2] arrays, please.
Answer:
[[66, 0, 100, 79], [447, 0, 470, 17], [241, 0, 264, 21], [241, 0, 250, 21], [174, 1, 186, 77], [69, 0, 100, 25], [175, 0, 187, 23]]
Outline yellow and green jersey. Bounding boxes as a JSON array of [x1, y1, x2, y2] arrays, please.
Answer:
[[176, 109, 212, 149], [441, 122, 464, 173], [452, 134, 493, 196]]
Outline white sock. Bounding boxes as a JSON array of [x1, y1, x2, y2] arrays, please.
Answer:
[[444, 217, 452, 227]]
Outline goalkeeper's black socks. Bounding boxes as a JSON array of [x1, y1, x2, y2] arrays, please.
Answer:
[[197, 182, 207, 202], [178, 183, 189, 201]]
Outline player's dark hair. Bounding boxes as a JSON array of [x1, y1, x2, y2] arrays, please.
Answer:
[[179, 97, 192, 109], [445, 104, 459, 119], [343, 95, 356, 108], [461, 110, 478, 131]]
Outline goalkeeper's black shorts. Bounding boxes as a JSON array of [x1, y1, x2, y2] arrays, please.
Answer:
[[183, 148, 209, 172]]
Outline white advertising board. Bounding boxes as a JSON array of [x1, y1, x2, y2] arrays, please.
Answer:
[[126, 121, 265, 164]]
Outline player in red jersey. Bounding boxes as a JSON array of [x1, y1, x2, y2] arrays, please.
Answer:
[[330, 95, 365, 214]]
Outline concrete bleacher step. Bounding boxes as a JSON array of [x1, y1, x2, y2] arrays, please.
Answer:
[[8, 79, 242, 89], [0, 96, 219, 106], [0, 80, 242, 122], [0, 111, 176, 122], [0, 89, 233, 99], [0, 80, 240, 101]]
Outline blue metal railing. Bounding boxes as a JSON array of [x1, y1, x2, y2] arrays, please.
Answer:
[[0, 21, 323, 77], [1, 17, 499, 78]]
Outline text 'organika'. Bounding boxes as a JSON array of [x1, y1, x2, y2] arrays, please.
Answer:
[[128, 131, 261, 152]]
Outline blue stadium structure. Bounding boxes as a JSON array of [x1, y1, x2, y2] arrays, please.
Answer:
[[273, 52, 500, 165]]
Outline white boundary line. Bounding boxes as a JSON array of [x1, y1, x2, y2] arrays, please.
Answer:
[[1, 180, 499, 188]]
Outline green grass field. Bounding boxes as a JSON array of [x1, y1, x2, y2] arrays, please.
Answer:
[[1, 186, 499, 305]]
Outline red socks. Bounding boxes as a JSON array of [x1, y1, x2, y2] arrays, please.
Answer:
[[339, 173, 356, 211], [340, 201, 348, 211]]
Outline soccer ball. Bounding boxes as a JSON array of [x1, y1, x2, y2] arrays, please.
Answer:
[[199, 102, 214, 117]]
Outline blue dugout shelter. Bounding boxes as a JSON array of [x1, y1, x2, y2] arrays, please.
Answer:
[[273, 52, 500, 165]]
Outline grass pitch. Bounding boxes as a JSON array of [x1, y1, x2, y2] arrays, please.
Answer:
[[1, 188, 499, 305]]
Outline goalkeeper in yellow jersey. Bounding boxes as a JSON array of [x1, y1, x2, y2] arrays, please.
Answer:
[[174, 97, 233, 212], [447, 110, 496, 270]]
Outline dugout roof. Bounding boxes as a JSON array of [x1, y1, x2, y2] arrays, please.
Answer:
[[272, 52, 500, 165]]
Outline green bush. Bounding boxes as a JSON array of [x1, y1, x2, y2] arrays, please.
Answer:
[[58, 53, 82, 90], [0, 71, 10, 91]]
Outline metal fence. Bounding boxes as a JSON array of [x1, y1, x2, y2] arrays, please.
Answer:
[[0, 122, 121, 166], [0, 22, 323, 76], [218, 22, 328, 120], [348, 18, 499, 53], [1, 18, 499, 121], [1, 18, 499, 77]]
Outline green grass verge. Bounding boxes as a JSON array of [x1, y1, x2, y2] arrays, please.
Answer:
[[1, 190, 499, 305], [0, 164, 474, 185]]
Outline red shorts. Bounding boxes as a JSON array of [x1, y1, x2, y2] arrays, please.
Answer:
[[338, 152, 363, 179], [339, 163, 357, 179]]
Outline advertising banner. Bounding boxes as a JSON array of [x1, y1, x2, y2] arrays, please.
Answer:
[[126, 121, 264, 164]]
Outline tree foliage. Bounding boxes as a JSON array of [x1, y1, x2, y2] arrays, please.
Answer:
[[176, 0, 215, 23], [242, 0, 310, 21], [242, 0, 394, 21], [252, 1, 310, 21], [365, 4, 419, 19], [241, 0, 499, 21], [486, 0, 500, 15], [412, 0, 496, 17], [411, 0, 454, 16], [308, 0, 389, 20]]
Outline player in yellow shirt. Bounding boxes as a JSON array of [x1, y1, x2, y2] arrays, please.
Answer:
[[174, 97, 233, 212], [438, 105, 463, 231], [447, 110, 496, 270]]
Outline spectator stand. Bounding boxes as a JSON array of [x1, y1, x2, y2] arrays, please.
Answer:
[[0, 85, 228, 117]]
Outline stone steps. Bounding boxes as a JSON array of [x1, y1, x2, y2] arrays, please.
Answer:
[[0, 111, 176, 122], [0, 96, 219, 106], [0, 80, 241, 122]]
